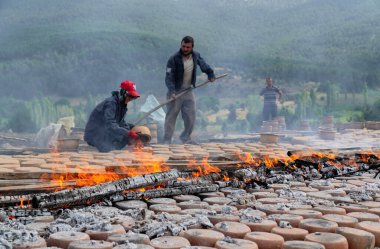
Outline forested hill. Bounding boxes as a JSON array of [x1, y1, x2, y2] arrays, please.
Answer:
[[0, 0, 379, 98]]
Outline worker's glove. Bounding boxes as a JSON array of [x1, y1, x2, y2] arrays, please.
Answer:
[[128, 130, 140, 141]]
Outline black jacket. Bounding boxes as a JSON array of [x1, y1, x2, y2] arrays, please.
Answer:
[[165, 50, 215, 94], [84, 91, 133, 152]]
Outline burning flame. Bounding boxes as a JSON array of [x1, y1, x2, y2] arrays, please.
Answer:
[[40, 149, 171, 190]]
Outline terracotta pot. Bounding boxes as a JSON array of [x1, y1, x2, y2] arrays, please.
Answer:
[[182, 229, 225, 247], [47, 232, 90, 249], [241, 219, 277, 233], [299, 219, 338, 233], [271, 227, 309, 241], [215, 238, 258, 249], [283, 240, 326, 249], [336, 227, 375, 249], [305, 232, 348, 249], [150, 236, 190, 249], [243, 231, 284, 249], [107, 233, 150, 245], [268, 214, 304, 228], [356, 221, 380, 246], [347, 212, 380, 222], [214, 221, 251, 238], [67, 240, 113, 249], [289, 210, 323, 219], [321, 214, 358, 228]]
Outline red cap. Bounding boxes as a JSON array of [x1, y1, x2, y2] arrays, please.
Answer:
[[120, 80, 140, 97]]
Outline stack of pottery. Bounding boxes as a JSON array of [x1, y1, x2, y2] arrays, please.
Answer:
[[299, 120, 311, 131], [319, 115, 336, 140], [276, 116, 286, 131]]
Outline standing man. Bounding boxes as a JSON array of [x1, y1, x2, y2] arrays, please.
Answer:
[[84, 80, 141, 152], [163, 36, 215, 144], [260, 77, 282, 121]]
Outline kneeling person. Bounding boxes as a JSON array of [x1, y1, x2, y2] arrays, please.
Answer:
[[84, 80, 141, 152]]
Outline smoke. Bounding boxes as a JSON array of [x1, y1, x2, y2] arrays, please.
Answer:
[[0, 0, 379, 134]]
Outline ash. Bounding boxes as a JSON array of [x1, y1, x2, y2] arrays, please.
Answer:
[[239, 208, 263, 223], [0, 220, 39, 247], [45, 204, 153, 238], [135, 212, 213, 238]]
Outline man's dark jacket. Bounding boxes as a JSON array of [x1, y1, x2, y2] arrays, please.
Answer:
[[84, 91, 133, 152], [165, 50, 215, 94]]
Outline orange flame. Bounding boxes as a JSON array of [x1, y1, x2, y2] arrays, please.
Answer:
[[41, 149, 171, 190]]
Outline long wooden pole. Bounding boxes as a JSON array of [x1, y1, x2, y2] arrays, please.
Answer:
[[134, 73, 228, 125]]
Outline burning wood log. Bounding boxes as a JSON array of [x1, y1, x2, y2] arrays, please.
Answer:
[[32, 169, 180, 209], [109, 184, 219, 202], [0, 194, 33, 206], [167, 171, 228, 188]]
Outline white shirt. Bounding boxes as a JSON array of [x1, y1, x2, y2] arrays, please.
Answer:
[[182, 54, 193, 90]]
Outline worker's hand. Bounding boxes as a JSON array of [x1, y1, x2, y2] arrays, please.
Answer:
[[170, 93, 176, 100], [128, 130, 140, 141], [209, 77, 216, 82]]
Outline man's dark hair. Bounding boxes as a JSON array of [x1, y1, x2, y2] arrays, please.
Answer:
[[181, 36, 194, 47]]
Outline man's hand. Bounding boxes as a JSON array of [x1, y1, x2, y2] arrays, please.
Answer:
[[128, 130, 140, 141], [209, 77, 216, 82], [170, 93, 176, 100]]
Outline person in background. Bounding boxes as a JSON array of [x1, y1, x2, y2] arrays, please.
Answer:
[[260, 77, 282, 121], [84, 80, 141, 152], [163, 36, 215, 144]]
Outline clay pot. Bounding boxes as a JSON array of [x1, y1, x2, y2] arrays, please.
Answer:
[[149, 204, 181, 214], [289, 210, 323, 219], [150, 236, 190, 249], [336, 227, 375, 249], [321, 214, 358, 228], [182, 229, 225, 247], [356, 221, 380, 246], [283, 240, 326, 249], [243, 231, 284, 249], [85, 224, 126, 240], [67, 240, 113, 249], [305, 232, 348, 249], [346, 212, 380, 222], [47, 232, 90, 249], [107, 233, 150, 245], [13, 237, 47, 249], [207, 214, 240, 225], [214, 221, 251, 238], [299, 219, 338, 233], [241, 219, 278, 232], [215, 238, 258, 249], [268, 214, 304, 228], [271, 227, 309, 241], [313, 206, 346, 215]]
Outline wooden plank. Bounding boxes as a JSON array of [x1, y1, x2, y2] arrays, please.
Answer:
[[0, 180, 78, 194], [0, 171, 128, 180]]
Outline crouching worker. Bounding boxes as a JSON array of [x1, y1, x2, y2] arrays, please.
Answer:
[[84, 80, 141, 152]]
